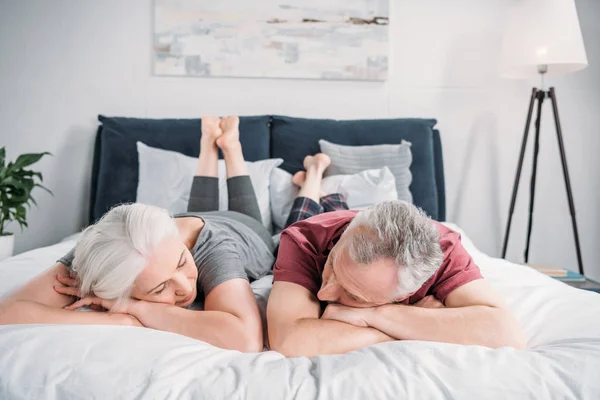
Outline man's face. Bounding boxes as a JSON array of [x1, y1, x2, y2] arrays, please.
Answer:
[[317, 239, 410, 308]]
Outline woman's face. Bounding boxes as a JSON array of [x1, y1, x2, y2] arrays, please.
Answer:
[[130, 237, 198, 307]]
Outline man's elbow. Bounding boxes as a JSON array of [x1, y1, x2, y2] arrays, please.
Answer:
[[270, 332, 320, 358], [488, 308, 526, 350], [502, 326, 526, 350], [270, 338, 304, 358], [0, 299, 20, 325], [268, 328, 306, 358]]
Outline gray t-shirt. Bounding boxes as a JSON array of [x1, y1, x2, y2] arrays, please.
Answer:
[[58, 211, 274, 298]]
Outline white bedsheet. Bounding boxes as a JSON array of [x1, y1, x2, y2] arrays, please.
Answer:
[[1, 223, 599, 399]]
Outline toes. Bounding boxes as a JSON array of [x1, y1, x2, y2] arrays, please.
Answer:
[[303, 155, 314, 170], [201, 116, 222, 136], [202, 116, 220, 126], [314, 153, 331, 166], [292, 171, 307, 186], [219, 116, 240, 132]]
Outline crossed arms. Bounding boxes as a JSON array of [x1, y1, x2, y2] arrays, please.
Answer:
[[267, 280, 525, 358], [0, 263, 263, 352]]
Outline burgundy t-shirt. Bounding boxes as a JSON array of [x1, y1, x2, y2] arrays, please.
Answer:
[[273, 210, 483, 305]]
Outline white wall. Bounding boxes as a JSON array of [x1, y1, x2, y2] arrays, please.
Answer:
[[1, 0, 599, 280]]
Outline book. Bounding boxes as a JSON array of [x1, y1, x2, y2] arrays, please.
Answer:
[[529, 266, 586, 282], [553, 270, 586, 283], [534, 268, 568, 277]]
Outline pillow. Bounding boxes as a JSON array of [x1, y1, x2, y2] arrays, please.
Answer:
[[90, 115, 271, 223], [270, 166, 398, 230], [136, 142, 282, 232], [269, 116, 440, 220], [318, 139, 413, 204]]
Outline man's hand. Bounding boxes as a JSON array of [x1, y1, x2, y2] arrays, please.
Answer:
[[321, 295, 445, 328], [414, 295, 445, 309], [321, 303, 370, 328], [349, 281, 525, 349]]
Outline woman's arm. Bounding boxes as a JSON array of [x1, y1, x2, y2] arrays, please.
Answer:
[[127, 279, 263, 352], [65, 277, 263, 351], [0, 299, 141, 326], [0, 263, 140, 326], [3, 263, 77, 308]]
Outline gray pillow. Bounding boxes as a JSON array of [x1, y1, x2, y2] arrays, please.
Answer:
[[318, 139, 413, 204]]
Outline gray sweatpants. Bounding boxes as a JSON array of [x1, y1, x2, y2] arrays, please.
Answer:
[[187, 175, 262, 222], [186, 175, 273, 251]]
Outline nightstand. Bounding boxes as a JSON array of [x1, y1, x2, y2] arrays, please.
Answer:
[[566, 278, 600, 294]]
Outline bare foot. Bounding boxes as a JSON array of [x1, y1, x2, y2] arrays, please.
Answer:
[[303, 153, 331, 173], [216, 116, 241, 151], [292, 171, 306, 187], [201, 116, 222, 146], [293, 170, 326, 196]]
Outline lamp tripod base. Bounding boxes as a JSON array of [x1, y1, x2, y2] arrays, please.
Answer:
[[501, 87, 584, 275]]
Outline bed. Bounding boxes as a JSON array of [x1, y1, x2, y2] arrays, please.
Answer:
[[1, 116, 599, 399]]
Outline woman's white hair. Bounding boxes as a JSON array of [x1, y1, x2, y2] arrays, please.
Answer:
[[343, 200, 443, 299], [71, 203, 179, 304]]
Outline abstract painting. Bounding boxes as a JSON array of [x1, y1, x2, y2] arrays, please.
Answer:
[[153, 0, 389, 81]]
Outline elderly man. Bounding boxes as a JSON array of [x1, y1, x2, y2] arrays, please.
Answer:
[[267, 200, 525, 357]]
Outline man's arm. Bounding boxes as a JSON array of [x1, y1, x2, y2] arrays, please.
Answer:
[[329, 280, 525, 349], [128, 278, 263, 352], [267, 281, 393, 358]]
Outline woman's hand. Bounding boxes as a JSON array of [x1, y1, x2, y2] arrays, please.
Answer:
[[57, 291, 144, 327], [64, 296, 128, 313], [54, 274, 140, 315], [54, 273, 81, 297], [55, 274, 101, 311]]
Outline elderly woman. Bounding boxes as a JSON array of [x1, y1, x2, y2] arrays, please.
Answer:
[[0, 117, 273, 352]]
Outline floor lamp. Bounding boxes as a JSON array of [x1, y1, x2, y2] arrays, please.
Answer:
[[500, 0, 588, 275]]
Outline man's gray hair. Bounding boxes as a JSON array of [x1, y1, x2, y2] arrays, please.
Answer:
[[72, 203, 179, 303], [343, 200, 443, 299]]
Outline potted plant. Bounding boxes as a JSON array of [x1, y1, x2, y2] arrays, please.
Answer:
[[0, 147, 51, 261]]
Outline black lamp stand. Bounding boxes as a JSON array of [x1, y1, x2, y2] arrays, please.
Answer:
[[501, 86, 585, 275]]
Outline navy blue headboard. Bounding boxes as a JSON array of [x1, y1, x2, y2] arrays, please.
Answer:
[[89, 115, 446, 223]]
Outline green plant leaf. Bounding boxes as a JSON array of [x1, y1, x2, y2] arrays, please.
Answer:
[[34, 183, 53, 195], [0, 149, 52, 234], [11, 152, 51, 171]]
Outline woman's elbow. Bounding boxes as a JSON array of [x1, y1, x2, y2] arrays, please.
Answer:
[[239, 331, 263, 353], [233, 318, 263, 353]]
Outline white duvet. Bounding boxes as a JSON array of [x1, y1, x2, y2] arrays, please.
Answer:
[[1, 223, 599, 399]]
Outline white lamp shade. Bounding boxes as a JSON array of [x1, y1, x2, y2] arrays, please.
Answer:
[[501, 0, 588, 79]]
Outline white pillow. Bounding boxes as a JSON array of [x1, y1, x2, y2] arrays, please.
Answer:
[[270, 166, 398, 230], [136, 142, 283, 232], [319, 139, 413, 204]]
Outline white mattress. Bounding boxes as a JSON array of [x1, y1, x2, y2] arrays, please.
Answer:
[[1, 223, 599, 399]]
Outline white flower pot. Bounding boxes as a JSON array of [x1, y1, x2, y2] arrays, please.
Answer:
[[0, 234, 15, 262]]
